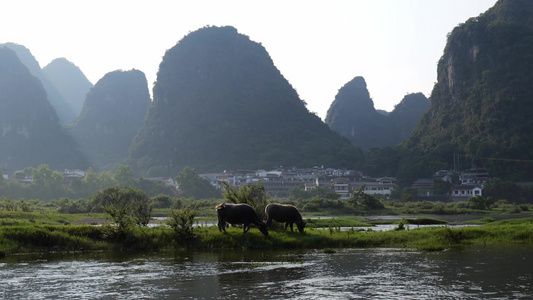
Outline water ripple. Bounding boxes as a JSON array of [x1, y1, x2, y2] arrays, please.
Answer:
[[1, 247, 532, 299]]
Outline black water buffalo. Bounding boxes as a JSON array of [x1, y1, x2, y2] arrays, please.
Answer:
[[216, 203, 269, 236], [265, 203, 307, 234]]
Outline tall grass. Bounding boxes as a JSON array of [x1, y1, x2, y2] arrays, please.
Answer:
[[0, 225, 108, 253], [1, 218, 532, 256], [0, 211, 106, 226]]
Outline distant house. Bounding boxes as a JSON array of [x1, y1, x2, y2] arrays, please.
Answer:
[[144, 177, 178, 190], [433, 170, 455, 183], [304, 182, 318, 191], [411, 179, 434, 197], [63, 169, 86, 179], [451, 184, 482, 201], [201, 166, 394, 199], [359, 178, 396, 198], [460, 168, 490, 185], [328, 177, 396, 200], [330, 178, 351, 199]]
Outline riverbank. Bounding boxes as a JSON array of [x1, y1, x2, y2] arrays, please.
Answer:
[[1, 217, 532, 257]]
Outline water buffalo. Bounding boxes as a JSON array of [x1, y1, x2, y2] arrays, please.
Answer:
[[265, 203, 307, 234], [216, 203, 269, 236]]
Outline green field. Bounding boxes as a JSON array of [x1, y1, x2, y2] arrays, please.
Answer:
[[1, 211, 532, 257]]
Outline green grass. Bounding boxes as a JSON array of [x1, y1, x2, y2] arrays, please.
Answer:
[[306, 217, 372, 228], [466, 217, 495, 224], [1, 214, 533, 257], [485, 217, 533, 225], [0, 211, 107, 226], [403, 217, 448, 225]]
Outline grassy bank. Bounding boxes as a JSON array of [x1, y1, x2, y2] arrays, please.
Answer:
[[0, 211, 107, 226], [1, 217, 532, 257]]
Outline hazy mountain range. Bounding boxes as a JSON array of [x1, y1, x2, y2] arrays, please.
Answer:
[[43, 57, 93, 118], [0, 0, 531, 185], [0, 47, 88, 171]]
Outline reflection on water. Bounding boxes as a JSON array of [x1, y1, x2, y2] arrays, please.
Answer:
[[1, 246, 532, 299]]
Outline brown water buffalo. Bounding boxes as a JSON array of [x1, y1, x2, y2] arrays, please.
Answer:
[[265, 203, 307, 234], [216, 203, 269, 236]]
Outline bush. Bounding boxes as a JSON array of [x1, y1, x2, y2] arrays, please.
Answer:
[[467, 195, 493, 210], [96, 187, 153, 232], [301, 197, 344, 212], [166, 204, 198, 240], [222, 182, 267, 220]]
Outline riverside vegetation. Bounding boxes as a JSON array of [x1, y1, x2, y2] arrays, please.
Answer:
[[1, 184, 533, 257], [1, 212, 532, 256]]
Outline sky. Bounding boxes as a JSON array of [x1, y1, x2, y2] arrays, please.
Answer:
[[1, 0, 497, 120]]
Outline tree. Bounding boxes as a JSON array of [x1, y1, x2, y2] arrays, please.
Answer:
[[346, 184, 385, 211], [0, 197, 17, 211], [175, 166, 220, 199], [93, 186, 152, 231], [0, 167, 4, 184], [71, 167, 100, 198], [98, 171, 117, 190], [222, 181, 267, 220], [56, 197, 87, 214], [114, 165, 135, 187], [166, 204, 198, 240], [431, 179, 452, 195], [32, 165, 63, 190], [289, 185, 339, 200], [151, 194, 174, 208], [467, 195, 493, 210], [13, 171, 25, 180], [483, 178, 519, 201], [31, 164, 65, 200], [19, 199, 32, 212]]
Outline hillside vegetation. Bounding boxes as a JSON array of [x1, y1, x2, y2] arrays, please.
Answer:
[[398, 0, 533, 184]]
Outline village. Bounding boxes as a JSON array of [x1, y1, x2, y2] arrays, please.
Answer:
[[198, 166, 487, 202], [3, 165, 488, 202]]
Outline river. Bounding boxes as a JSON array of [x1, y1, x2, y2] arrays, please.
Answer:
[[1, 246, 532, 299]]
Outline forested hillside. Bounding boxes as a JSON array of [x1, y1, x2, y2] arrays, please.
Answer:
[[398, 0, 533, 184], [129, 26, 364, 176]]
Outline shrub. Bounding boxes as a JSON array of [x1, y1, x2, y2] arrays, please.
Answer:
[[222, 182, 267, 220], [166, 204, 198, 240], [96, 187, 153, 232]]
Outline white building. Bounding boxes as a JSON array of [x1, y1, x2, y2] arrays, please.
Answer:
[[451, 184, 482, 201]]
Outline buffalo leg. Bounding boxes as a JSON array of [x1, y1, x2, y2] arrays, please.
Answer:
[[266, 218, 272, 229], [218, 220, 227, 233]]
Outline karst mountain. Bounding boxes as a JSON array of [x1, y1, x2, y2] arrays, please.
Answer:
[[43, 57, 93, 119], [129, 26, 363, 176], [398, 0, 533, 183], [0, 43, 77, 123], [70, 69, 151, 171], [0, 47, 87, 172], [325, 76, 429, 150]]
